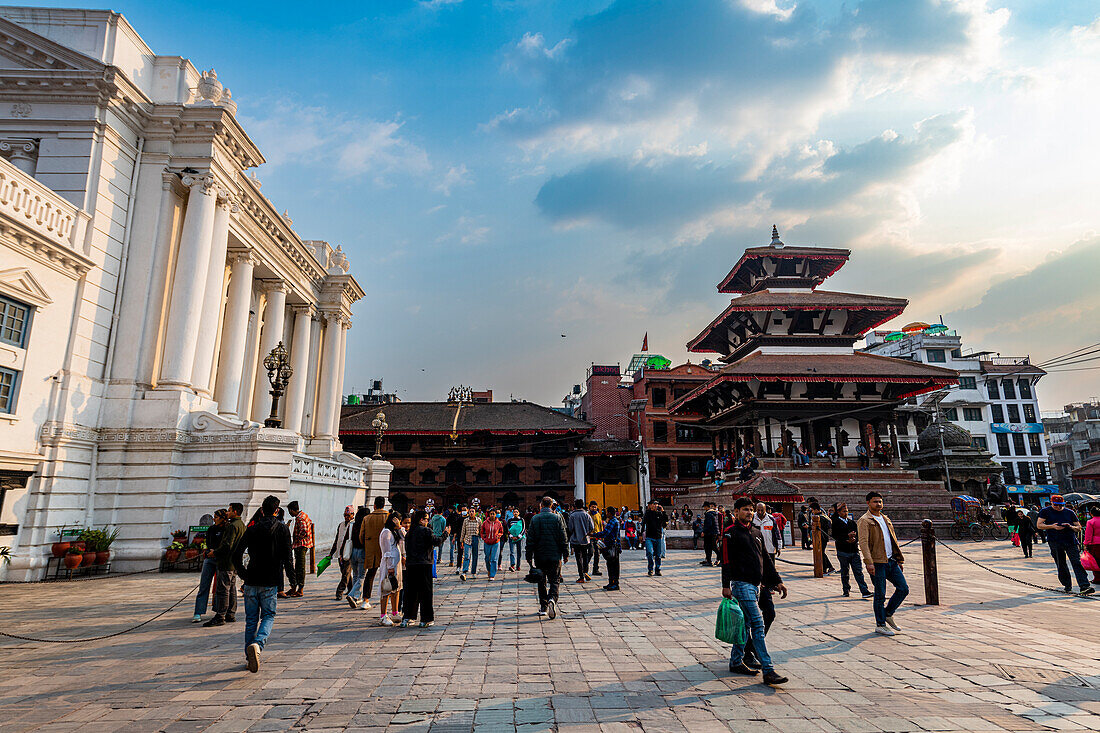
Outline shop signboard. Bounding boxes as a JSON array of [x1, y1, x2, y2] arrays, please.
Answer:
[[991, 423, 1043, 434]]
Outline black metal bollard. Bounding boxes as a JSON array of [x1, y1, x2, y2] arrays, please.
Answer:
[[921, 518, 939, 606]]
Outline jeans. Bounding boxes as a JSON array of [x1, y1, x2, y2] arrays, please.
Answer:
[[728, 581, 774, 674], [535, 559, 560, 608], [484, 542, 501, 579], [645, 537, 665, 572], [509, 538, 523, 567], [572, 543, 591, 579], [292, 547, 309, 589], [837, 550, 870, 595], [402, 564, 434, 622], [604, 551, 620, 586], [1049, 542, 1092, 591], [194, 557, 217, 616], [463, 537, 480, 575], [703, 534, 718, 564], [591, 542, 601, 573], [872, 559, 909, 626], [347, 547, 366, 601], [243, 585, 277, 651], [213, 567, 238, 618], [336, 558, 351, 596]]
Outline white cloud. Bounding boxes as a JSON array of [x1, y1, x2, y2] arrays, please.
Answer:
[[436, 164, 473, 196], [435, 215, 490, 246], [240, 100, 429, 185]]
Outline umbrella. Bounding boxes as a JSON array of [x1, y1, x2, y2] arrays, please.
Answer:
[[902, 321, 930, 333], [924, 324, 949, 334], [885, 332, 905, 342]]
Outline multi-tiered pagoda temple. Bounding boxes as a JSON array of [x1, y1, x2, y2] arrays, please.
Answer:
[[670, 227, 958, 460]]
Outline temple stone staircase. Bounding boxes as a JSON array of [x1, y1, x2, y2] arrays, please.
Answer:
[[682, 458, 955, 539]]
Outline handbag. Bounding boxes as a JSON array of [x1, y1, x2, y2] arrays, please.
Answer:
[[1011, 532, 1020, 547], [1082, 550, 1100, 573], [715, 597, 747, 645], [523, 567, 544, 584], [382, 570, 399, 594]]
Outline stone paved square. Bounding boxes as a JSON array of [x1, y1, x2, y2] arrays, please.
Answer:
[[2, 543, 1099, 732]]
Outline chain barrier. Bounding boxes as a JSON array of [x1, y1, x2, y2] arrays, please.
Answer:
[[933, 539, 1098, 601], [775, 536, 918, 568], [0, 554, 200, 585], [0, 584, 199, 643]]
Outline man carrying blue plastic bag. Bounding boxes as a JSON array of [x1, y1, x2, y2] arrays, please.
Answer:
[[720, 497, 789, 686]]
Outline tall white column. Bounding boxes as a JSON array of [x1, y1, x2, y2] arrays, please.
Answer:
[[237, 290, 263, 419], [330, 319, 348, 440], [158, 174, 218, 388], [191, 193, 235, 395], [283, 305, 315, 435], [313, 312, 344, 441], [249, 282, 287, 421], [213, 252, 256, 415]]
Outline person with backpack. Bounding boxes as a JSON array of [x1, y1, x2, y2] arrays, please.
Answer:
[[591, 506, 622, 591], [507, 511, 526, 571]]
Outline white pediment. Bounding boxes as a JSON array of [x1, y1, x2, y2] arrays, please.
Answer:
[[0, 18, 107, 72], [0, 267, 52, 307]]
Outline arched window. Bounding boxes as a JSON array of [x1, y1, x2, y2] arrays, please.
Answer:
[[420, 469, 437, 484], [539, 461, 561, 484], [474, 469, 490, 484], [444, 461, 467, 485], [501, 464, 520, 484]]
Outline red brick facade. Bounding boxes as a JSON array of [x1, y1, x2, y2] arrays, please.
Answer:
[[579, 365, 633, 440]]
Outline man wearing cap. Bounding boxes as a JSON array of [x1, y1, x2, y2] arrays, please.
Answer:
[[330, 505, 355, 601], [1037, 495, 1095, 595]]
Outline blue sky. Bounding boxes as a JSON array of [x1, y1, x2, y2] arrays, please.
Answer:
[[34, 0, 1100, 409]]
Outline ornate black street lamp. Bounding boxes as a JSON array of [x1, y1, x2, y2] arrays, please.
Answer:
[[263, 341, 293, 428], [372, 410, 388, 459]]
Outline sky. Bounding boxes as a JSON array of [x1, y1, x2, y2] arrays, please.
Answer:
[[34, 0, 1100, 412]]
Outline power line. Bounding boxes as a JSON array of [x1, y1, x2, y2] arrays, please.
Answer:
[[1037, 341, 1100, 367]]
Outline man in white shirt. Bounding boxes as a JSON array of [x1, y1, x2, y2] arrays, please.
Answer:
[[330, 505, 355, 601], [752, 503, 780, 559]]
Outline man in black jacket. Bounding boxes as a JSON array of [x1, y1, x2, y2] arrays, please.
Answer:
[[232, 495, 294, 673], [526, 496, 569, 619], [720, 497, 789, 686], [701, 502, 721, 566], [643, 500, 668, 576], [205, 502, 245, 627], [831, 502, 872, 598]]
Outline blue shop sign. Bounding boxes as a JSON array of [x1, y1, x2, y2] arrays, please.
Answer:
[[1006, 484, 1058, 493], [991, 423, 1044, 434]]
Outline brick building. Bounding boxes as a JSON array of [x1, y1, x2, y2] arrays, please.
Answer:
[[579, 365, 633, 440], [628, 362, 719, 505], [340, 401, 593, 514]]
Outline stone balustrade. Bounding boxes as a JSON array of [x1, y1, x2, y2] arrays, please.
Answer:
[[0, 155, 82, 249]]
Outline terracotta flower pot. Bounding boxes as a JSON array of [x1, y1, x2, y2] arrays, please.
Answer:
[[51, 542, 70, 557], [184, 548, 200, 561], [165, 549, 180, 563], [96, 551, 110, 565], [82, 551, 98, 567], [63, 553, 82, 569]]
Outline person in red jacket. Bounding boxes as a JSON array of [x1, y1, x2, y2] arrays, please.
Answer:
[[480, 508, 505, 580]]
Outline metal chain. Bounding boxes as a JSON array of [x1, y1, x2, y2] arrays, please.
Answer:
[[776, 536, 918, 568], [0, 554, 198, 585], [934, 540, 1098, 601], [0, 584, 199, 643]]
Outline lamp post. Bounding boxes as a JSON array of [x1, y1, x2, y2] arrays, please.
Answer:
[[262, 341, 293, 428], [938, 422, 953, 493], [371, 411, 388, 459]]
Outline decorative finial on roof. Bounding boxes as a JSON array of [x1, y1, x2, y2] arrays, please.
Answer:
[[770, 225, 784, 248]]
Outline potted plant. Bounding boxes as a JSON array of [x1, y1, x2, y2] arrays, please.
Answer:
[[80, 528, 104, 565], [64, 546, 83, 570], [96, 527, 118, 565], [51, 529, 71, 558], [184, 538, 203, 561], [171, 529, 188, 544], [165, 541, 185, 564]]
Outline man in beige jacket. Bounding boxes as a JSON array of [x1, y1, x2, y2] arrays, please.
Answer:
[[350, 496, 388, 610], [857, 491, 909, 636]]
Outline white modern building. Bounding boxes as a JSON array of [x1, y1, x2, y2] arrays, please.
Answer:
[[865, 325, 1055, 500], [0, 7, 388, 581]]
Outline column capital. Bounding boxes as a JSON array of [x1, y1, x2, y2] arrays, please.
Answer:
[[181, 172, 217, 195], [290, 303, 317, 318], [229, 250, 257, 267], [216, 187, 241, 213], [259, 279, 287, 295], [321, 310, 349, 328]]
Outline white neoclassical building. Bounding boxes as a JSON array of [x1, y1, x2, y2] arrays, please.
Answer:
[[0, 7, 388, 581]]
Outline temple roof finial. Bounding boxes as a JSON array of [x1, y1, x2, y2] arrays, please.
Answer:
[[771, 225, 783, 247]]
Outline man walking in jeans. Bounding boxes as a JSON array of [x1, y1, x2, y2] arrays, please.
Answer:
[[832, 502, 872, 599], [527, 496, 568, 619], [701, 502, 721, 566], [233, 495, 294, 673], [204, 502, 245, 627], [568, 499, 595, 583], [1037, 495, 1095, 595], [721, 497, 788, 686], [643, 500, 668, 576], [286, 501, 313, 597], [857, 491, 908, 635]]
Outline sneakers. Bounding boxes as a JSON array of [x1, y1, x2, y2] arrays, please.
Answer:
[[699, 560, 711, 566], [575, 578, 586, 584], [762, 671, 788, 686], [224, 614, 236, 623], [335, 592, 343, 601], [277, 591, 288, 598], [398, 619, 410, 628], [381, 616, 394, 626], [420, 621, 434, 627], [875, 625, 896, 636], [742, 655, 761, 670], [884, 615, 900, 631], [202, 616, 225, 627], [728, 662, 759, 676], [460, 573, 467, 581], [245, 643, 260, 673], [592, 571, 602, 576], [842, 591, 850, 597], [584, 573, 592, 581], [647, 570, 653, 577], [347, 596, 359, 609], [1081, 587, 1096, 596], [537, 608, 548, 617], [547, 600, 558, 620], [861, 592, 874, 600], [654, 569, 662, 577], [191, 614, 202, 623]]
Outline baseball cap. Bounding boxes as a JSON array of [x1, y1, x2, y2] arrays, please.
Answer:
[[1050, 494, 1065, 504]]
